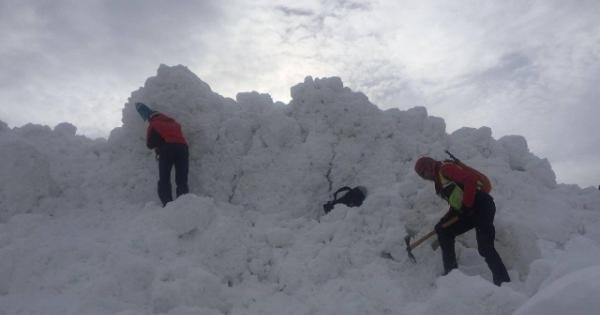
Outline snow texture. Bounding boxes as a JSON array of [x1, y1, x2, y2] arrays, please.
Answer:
[[0, 64, 599, 314]]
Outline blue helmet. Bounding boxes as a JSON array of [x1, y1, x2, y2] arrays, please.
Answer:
[[135, 102, 156, 121]]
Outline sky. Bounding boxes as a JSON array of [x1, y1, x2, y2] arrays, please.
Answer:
[[1, 0, 599, 188]]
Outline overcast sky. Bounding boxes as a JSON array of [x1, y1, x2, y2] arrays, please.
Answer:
[[1, 0, 599, 188]]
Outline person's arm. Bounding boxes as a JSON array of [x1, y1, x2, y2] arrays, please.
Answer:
[[146, 126, 164, 149]]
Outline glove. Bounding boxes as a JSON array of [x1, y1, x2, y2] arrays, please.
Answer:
[[435, 209, 455, 234], [434, 221, 444, 234]]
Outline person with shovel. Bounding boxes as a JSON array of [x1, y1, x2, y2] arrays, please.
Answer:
[[135, 102, 189, 207], [414, 155, 510, 286]]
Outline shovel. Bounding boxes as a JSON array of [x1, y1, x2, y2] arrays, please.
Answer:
[[405, 216, 459, 263]]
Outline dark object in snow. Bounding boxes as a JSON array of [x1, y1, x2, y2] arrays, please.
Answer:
[[323, 186, 367, 214], [380, 251, 395, 261], [136, 102, 189, 207]]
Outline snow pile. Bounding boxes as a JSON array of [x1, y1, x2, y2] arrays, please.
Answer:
[[514, 265, 600, 315], [1, 64, 599, 314]]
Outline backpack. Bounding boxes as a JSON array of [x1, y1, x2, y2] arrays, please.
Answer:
[[323, 186, 367, 214], [444, 150, 492, 193]]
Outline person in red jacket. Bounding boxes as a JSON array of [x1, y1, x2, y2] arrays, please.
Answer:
[[414, 156, 510, 286], [136, 102, 189, 206]]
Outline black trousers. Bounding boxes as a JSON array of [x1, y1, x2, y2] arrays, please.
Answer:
[[157, 143, 189, 206], [435, 191, 510, 286]]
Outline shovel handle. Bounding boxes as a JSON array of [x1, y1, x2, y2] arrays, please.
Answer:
[[408, 216, 459, 250]]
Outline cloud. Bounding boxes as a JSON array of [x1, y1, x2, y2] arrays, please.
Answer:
[[0, 0, 223, 137], [1, 0, 598, 186], [276, 6, 314, 17]]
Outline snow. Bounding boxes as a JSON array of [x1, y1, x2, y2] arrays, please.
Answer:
[[514, 265, 600, 315], [1, 64, 599, 314]]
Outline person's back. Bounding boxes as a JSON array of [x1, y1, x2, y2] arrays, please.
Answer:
[[136, 103, 189, 206], [147, 114, 187, 147]]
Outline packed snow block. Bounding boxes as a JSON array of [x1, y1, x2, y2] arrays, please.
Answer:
[[396, 106, 428, 131], [526, 157, 556, 188], [288, 76, 378, 137], [290, 76, 344, 101], [524, 236, 600, 295], [247, 245, 274, 281], [0, 140, 60, 221], [151, 267, 230, 314], [129, 212, 179, 259], [53, 122, 77, 136], [498, 135, 556, 187], [11, 123, 53, 138], [450, 126, 496, 159], [87, 258, 156, 308], [390, 106, 445, 139], [163, 194, 216, 236], [423, 115, 446, 139], [305, 271, 408, 315], [498, 135, 530, 171], [410, 270, 527, 315], [265, 227, 294, 248], [219, 116, 255, 155], [197, 215, 249, 283], [236, 91, 274, 115], [307, 246, 352, 284], [1, 214, 85, 295], [255, 111, 302, 149], [514, 265, 600, 315], [493, 218, 541, 276]]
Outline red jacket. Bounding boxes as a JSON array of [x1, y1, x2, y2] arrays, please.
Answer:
[[146, 113, 187, 149], [433, 161, 479, 209]]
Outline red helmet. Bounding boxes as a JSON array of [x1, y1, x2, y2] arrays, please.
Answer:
[[414, 156, 437, 180]]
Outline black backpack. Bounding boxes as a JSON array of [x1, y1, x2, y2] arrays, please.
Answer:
[[323, 186, 367, 214]]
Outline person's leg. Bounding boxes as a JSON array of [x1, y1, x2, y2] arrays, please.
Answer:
[[436, 211, 475, 274], [474, 193, 511, 286], [174, 144, 189, 197], [158, 146, 174, 206]]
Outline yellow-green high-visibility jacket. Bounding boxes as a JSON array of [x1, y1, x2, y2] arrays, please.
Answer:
[[434, 162, 483, 211]]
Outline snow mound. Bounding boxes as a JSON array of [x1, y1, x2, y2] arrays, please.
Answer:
[[409, 270, 527, 315], [514, 265, 600, 315], [1, 64, 600, 314]]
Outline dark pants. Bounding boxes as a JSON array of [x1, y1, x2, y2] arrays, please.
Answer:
[[435, 192, 510, 286], [157, 143, 189, 206]]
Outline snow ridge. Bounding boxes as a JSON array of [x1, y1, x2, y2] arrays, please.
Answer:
[[0, 64, 599, 314]]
